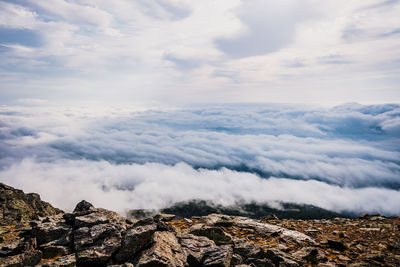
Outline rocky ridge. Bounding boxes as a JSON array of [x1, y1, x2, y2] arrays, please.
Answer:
[[0, 184, 399, 266], [0, 183, 62, 224]]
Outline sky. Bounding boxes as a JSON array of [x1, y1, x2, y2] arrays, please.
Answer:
[[0, 103, 399, 215], [0, 0, 399, 105]]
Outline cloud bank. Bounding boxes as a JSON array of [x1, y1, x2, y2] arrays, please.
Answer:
[[1, 159, 399, 216], [0, 103, 399, 215]]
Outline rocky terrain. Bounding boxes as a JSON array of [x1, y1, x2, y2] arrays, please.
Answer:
[[0, 183, 62, 224], [0, 184, 399, 266]]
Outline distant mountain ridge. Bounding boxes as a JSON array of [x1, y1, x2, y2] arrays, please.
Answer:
[[127, 199, 347, 220]]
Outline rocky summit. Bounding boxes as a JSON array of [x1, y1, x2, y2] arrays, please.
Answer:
[[0, 184, 399, 266]]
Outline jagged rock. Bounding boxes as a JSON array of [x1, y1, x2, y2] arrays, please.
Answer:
[[39, 254, 76, 267], [73, 226, 92, 250], [31, 215, 72, 246], [156, 220, 175, 232], [217, 215, 315, 243], [179, 234, 216, 265], [265, 248, 299, 266], [74, 210, 115, 228], [76, 247, 112, 266], [292, 247, 323, 263], [233, 241, 264, 259], [2, 185, 400, 267], [189, 224, 233, 245], [74, 200, 94, 213], [0, 249, 42, 266], [0, 183, 62, 224], [75, 223, 122, 266], [136, 231, 186, 267], [114, 223, 157, 263], [201, 245, 233, 267]]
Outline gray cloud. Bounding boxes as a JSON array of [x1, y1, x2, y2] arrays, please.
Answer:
[[163, 52, 201, 70], [214, 0, 315, 58], [135, 0, 192, 21]]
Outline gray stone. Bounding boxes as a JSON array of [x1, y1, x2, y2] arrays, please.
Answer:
[[202, 245, 233, 267], [115, 223, 157, 263], [189, 224, 233, 245], [180, 234, 216, 265], [74, 200, 94, 213], [136, 231, 186, 267], [31, 216, 72, 245]]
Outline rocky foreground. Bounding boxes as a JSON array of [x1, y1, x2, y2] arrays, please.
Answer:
[[0, 184, 399, 266]]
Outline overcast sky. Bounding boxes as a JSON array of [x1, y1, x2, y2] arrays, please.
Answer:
[[0, 0, 399, 105]]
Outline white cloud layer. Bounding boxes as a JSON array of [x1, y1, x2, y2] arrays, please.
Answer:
[[1, 159, 399, 216], [0, 103, 399, 215], [0, 0, 399, 104]]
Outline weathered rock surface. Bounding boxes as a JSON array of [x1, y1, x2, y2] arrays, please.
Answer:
[[0, 183, 62, 224], [136, 231, 186, 266], [0, 184, 399, 267]]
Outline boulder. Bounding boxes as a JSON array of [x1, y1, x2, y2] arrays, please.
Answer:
[[233, 241, 265, 259], [74, 200, 94, 213], [114, 223, 157, 263], [75, 224, 122, 266], [136, 231, 186, 267], [189, 224, 233, 245], [179, 234, 216, 265], [265, 248, 299, 267], [292, 247, 323, 264], [31, 215, 72, 245], [232, 217, 314, 244], [73, 227, 92, 250]]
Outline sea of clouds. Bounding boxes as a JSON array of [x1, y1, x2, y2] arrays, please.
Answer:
[[0, 103, 399, 215]]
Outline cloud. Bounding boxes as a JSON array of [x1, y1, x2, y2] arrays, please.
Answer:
[[0, 1, 399, 104], [0, 103, 399, 191], [1, 158, 399, 216], [214, 0, 316, 58], [134, 0, 192, 21]]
